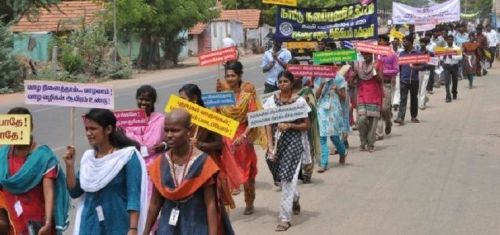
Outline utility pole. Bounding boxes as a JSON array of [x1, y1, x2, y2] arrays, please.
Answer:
[[113, 0, 117, 65]]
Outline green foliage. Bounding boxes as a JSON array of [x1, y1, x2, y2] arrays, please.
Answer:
[[97, 60, 133, 79], [60, 47, 84, 74], [67, 24, 110, 74], [1, 0, 61, 24], [0, 21, 22, 92], [107, 0, 218, 68], [36, 68, 90, 83]]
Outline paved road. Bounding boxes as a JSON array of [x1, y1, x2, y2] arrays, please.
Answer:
[[3, 57, 500, 234], [0, 55, 265, 160], [230, 65, 500, 234]]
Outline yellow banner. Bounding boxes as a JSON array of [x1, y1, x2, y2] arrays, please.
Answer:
[[434, 47, 462, 55], [263, 0, 297, 7], [0, 115, 31, 145], [165, 95, 239, 139], [389, 28, 405, 41], [284, 42, 318, 49]]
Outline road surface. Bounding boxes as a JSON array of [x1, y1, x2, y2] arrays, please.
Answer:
[[1, 56, 500, 234]]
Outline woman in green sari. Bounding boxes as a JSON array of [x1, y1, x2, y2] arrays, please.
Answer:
[[292, 71, 320, 184]]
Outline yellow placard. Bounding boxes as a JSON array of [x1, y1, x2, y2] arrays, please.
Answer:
[[262, 0, 297, 7], [165, 95, 239, 139], [0, 115, 31, 145], [284, 42, 318, 50], [434, 47, 462, 55], [389, 28, 405, 41]]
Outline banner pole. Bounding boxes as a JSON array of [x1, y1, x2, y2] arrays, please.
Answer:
[[70, 107, 75, 146]]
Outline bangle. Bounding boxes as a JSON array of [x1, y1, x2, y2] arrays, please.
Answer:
[[129, 227, 137, 230]]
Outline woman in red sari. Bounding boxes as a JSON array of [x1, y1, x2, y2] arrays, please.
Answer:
[[216, 61, 266, 215]]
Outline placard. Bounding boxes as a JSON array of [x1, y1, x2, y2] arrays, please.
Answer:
[[284, 42, 318, 49], [201, 92, 236, 108], [433, 47, 461, 56], [427, 57, 439, 66], [260, 91, 280, 103], [0, 115, 31, 145], [354, 42, 393, 56], [114, 110, 148, 128], [24, 80, 114, 109], [165, 95, 239, 138], [415, 23, 436, 32], [275, 1, 378, 42], [263, 0, 297, 7], [198, 47, 238, 66], [389, 28, 405, 41], [313, 50, 358, 64], [392, 0, 460, 25], [247, 102, 309, 128], [287, 65, 337, 78], [398, 54, 430, 65]]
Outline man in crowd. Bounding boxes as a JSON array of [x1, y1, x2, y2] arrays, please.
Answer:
[[441, 35, 463, 103], [483, 24, 499, 68], [376, 34, 399, 139], [394, 36, 423, 125], [261, 40, 292, 93]]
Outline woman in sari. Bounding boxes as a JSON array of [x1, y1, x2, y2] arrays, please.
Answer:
[[292, 68, 319, 184], [216, 60, 266, 215], [264, 71, 310, 232], [353, 52, 383, 152], [0, 107, 69, 235], [64, 109, 148, 235], [178, 84, 243, 209]]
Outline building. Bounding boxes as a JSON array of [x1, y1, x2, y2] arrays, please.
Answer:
[[188, 9, 261, 55], [10, 1, 102, 62]]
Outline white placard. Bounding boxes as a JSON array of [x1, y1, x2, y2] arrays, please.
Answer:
[[427, 57, 440, 66], [392, 0, 460, 25], [259, 91, 280, 103], [247, 102, 309, 128]]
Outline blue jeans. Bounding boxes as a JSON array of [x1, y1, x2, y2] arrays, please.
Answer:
[[319, 136, 346, 168]]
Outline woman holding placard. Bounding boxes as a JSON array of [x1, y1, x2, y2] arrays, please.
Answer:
[[264, 71, 310, 232], [216, 61, 267, 215], [178, 84, 243, 209], [0, 107, 70, 235], [64, 108, 148, 235], [125, 85, 166, 164]]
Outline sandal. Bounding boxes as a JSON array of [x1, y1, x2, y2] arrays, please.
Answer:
[[293, 200, 301, 215], [360, 145, 367, 151], [243, 205, 254, 215], [317, 167, 326, 173], [275, 222, 291, 232], [231, 189, 241, 196], [368, 146, 375, 152]]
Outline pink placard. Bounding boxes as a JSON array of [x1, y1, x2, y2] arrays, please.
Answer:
[[399, 54, 430, 65], [24, 80, 114, 109], [354, 42, 393, 56], [198, 47, 238, 66], [287, 65, 337, 78], [114, 109, 148, 128]]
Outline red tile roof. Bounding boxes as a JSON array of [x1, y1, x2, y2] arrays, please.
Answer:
[[189, 9, 261, 35], [219, 9, 261, 29], [10, 1, 103, 33]]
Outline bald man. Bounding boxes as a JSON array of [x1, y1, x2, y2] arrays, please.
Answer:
[[144, 109, 234, 235]]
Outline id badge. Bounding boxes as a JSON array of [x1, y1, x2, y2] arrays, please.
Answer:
[[96, 205, 105, 222], [140, 146, 149, 157], [14, 200, 23, 217], [168, 207, 180, 226]]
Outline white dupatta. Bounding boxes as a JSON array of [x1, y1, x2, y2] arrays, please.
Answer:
[[72, 146, 148, 235]]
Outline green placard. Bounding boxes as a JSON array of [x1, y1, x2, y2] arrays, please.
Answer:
[[313, 49, 357, 64]]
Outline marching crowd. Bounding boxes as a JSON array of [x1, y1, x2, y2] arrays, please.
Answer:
[[0, 21, 498, 235]]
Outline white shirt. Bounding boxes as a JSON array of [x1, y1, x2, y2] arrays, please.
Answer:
[[222, 37, 236, 48], [441, 44, 463, 65], [261, 48, 292, 85], [483, 30, 499, 47]]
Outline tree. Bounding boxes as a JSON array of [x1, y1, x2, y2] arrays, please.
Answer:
[[109, 0, 217, 69], [0, 21, 21, 92], [222, 0, 357, 25], [0, 0, 60, 24]]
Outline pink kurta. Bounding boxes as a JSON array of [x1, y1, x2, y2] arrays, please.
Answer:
[[125, 112, 165, 164]]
